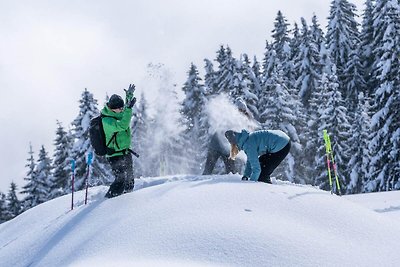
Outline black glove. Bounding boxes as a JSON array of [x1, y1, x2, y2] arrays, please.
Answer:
[[127, 97, 136, 108], [242, 176, 249, 181]]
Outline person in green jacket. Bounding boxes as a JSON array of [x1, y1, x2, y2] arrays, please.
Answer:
[[102, 85, 136, 198], [225, 129, 291, 183]]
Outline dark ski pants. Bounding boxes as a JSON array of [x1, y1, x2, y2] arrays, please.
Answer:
[[106, 154, 134, 198], [258, 141, 291, 183], [202, 149, 236, 175]]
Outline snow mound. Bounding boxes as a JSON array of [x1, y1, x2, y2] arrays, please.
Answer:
[[1, 175, 400, 267]]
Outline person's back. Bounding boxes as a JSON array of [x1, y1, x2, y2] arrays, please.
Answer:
[[244, 130, 290, 154]]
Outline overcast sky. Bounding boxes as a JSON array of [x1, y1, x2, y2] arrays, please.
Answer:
[[0, 0, 365, 193]]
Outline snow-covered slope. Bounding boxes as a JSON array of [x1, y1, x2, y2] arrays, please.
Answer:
[[1, 175, 399, 267]]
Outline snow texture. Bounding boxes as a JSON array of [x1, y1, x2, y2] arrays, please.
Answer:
[[1, 175, 400, 267]]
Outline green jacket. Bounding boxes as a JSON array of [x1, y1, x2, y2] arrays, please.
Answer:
[[101, 105, 133, 157]]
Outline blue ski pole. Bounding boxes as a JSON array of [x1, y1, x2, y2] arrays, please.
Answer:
[[85, 152, 93, 205], [71, 159, 76, 210]]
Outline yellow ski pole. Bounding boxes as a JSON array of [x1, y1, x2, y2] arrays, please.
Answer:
[[323, 130, 334, 194], [323, 130, 341, 195]]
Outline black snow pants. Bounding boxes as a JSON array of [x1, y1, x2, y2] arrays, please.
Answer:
[[105, 153, 134, 198], [258, 141, 291, 183]]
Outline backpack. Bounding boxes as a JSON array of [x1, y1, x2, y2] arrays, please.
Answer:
[[89, 114, 117, 156]]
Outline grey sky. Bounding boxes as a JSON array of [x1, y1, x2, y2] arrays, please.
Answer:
[[0, 0, 365, 192]]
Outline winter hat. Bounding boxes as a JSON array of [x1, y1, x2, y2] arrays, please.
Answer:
[[225, 130, 239, 145], [108, 94, 124, 109]]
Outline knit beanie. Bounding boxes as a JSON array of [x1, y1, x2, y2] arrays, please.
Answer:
[[108, 94, 124, 109]]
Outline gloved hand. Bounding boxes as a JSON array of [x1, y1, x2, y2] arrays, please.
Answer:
[[241, 176, 249, 181], [127, 97, 136, 108], [124, 83, 135, 103]]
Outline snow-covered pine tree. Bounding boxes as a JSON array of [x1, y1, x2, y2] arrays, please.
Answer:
[[262, 41, 277, 86], [367, 0, 400, 192], [20, 144, 37, 210], [271, 11, 291, 59], [259, 44, 279, 122], [22, 145, 53, 208], [301, 80, 323, 185], [310, 14, 325, 52], [259, 58, 303, 183], [391, 80, 400, 190], [252, 56, 262, 86], [180, 63, 209, 174], [204, 58, 218, 96], [70, 88, 112, 190], [359, 0, 376, 97], [6, 182, 22, 219], [294, 17, 322, 108], [347, 93, 371, 194], [315, 66, 352, 192], [289, 22, 301, 61], [343, 47, 366, 111], [0, 192, 10, 223], [271, 11, 294, 88], [230, 54, 259, 118], [214, 46, 238, 96], [51, 120, 73, 198], [131, 92, 150, 178], [326, 0, 360, 101]]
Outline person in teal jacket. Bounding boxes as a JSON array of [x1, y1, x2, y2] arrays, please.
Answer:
[[102, 86, 136, 198], [225, 129, 291, 183]]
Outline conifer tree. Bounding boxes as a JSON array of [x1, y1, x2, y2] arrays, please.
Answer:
[[310, 14, 325, 51], [343, 47, 366, 111], [51, 120, 73, 197], [70, 88, 112, 190], [180, 63, 209, 173], [315, 66, 352, 191], [204, 59, 218, 96], [214, 46, 237, 96], [271, 11, 293, 88], [359, 0, 376, 97], [326, 0, 360, 100], [7, 182, 22, 219], [260, 58, 303, 183], [230, 54, 259, 118], [367, 0, 400, 192], [22, 145, 53, 208], [20, 144, 37, 210], [347, 93, 371, 193], [0, 192, 10, 223], [294, 18, 322, 108]]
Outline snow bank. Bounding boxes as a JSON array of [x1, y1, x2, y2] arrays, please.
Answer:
[[1, 175, 399, 267]]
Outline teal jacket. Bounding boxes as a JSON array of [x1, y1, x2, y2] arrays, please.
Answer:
[[101, 106, 133, 157], [236, 129, 290, 181]]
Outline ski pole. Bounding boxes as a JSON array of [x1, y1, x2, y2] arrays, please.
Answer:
[[330, 148, 342, 196], [85, 152, 93, 205], [71, 159, 76, 210], [323, 130, 341, 195], [323, 130, 334, 194]]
